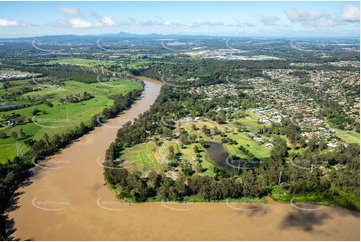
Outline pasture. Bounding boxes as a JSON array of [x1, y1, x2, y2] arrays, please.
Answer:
[[0, 77, 143, 162]]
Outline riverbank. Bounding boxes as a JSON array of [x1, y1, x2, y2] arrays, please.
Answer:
[[0, 77, 144, 239], [5, 79, 163, 240], [7, 194, 360, 240], [5, 77, 360, 241]]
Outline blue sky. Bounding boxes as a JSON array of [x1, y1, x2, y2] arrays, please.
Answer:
[[0, 1, 359, 38]]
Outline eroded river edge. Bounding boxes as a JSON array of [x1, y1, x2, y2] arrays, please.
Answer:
[[6, 77, 360, 241]]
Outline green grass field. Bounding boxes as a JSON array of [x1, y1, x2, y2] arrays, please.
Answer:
[[121, 142, 159, 173], [119, 135, 218, 177], [335, 130, 360, 144], [179, 143, 215, 176], [325, 119, 360, 144], [21, 57, 150, 71], [118, 116, 272, 176], [227, 133, 272, 159], [226, 111, 264, 133], [44, 58, 111, 67], [0, 69, 34, 75], [0, 78, 143, 163]]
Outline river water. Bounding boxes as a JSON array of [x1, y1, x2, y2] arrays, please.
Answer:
[[6, 77, 360, 241]]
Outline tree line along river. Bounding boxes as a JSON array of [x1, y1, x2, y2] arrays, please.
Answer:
[[6, 77, 360, 241]]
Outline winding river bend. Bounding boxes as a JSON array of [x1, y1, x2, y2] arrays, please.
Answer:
[[6, 78, 360, 241]]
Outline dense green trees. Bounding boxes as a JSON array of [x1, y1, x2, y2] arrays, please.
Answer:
[[1, 37, 359, 240], [0, 84, 144, 240], [102, 79, 359, 208], [0, 155, 32, 240]]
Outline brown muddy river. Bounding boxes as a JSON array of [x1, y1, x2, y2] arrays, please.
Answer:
[[6, 77, 360, 241]]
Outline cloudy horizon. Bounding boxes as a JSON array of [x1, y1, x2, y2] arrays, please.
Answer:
[[0, 1, 359, 38]]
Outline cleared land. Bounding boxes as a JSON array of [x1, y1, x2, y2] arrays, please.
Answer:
[[18, 57, 150, 71], [336, 130, 360, 144], [0, 76, 143, 162]]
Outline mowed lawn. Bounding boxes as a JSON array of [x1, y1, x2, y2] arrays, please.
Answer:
[[337, 131, 360, 144], [325, 120, 360, 144], [182, 143, 215, 176], [186, 115, 270, 160], [121, 140, 217, 177], [228, 111, 264, 132], [332, 128, 360, 144], [0, 144, 24, 163], [114, 113, 274, 176], [227, 133, 272, 159], [0, 79, 143, 163]]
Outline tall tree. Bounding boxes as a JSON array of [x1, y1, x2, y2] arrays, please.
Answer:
[[11, 131, 18, 140], [43, 133, 49, 144], [19, 128, 26, 139], [202, 125, 208, 135]]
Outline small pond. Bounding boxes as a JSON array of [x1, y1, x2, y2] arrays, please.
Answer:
[[206, 142, 230, 169]]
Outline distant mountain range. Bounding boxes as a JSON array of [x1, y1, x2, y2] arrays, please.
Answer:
[[0, 31, 224, 41], [1, 31, 356, 41], [109, 31, 215, 39]]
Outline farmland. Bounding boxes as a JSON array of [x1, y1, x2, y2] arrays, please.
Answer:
[[18, 57, 151, 72], [0, 71, 143, 162]]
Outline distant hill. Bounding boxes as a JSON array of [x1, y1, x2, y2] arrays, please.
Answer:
[[110, 31, 214, 39], [0, 31, 222, 41]]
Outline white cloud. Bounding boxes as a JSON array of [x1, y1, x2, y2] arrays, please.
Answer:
[[285, 7, 352, 28], [69, 18, 92, 28], [0, 19, 25, 27], [164, 21, 176, 27], [341, 5, 360, 22], [186, 22, 197, 28], [260, 16, 280, 26], [318, 19, 341, 27], [286, 7, 309, 22], [309, 10, 324, 21], [56, 6, 84, 17], [286, 8, 325, 23], [101, 17, 117, 26], [52, 16, 118, 29], [95, 16, 118, 27]]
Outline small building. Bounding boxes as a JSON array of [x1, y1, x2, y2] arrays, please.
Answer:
[[322, 169, 330, 175]]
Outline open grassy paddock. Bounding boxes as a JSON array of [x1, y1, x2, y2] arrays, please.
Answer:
[[335, 130, 360, 144], [0, 74, 143, 163], [20, 57, 151, 71], [325, 119, 360, 144], [46, 58, 107, 67], [120, 142, 159, 173]]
